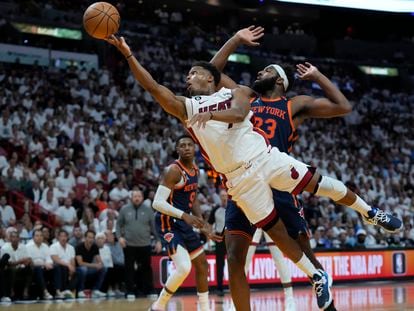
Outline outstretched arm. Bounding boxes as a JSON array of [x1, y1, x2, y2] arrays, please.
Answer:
[[106, 35, 187, 121], [211, 26, 264, 90], [293, 62, 352, 120]]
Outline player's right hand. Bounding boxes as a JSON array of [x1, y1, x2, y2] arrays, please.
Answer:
[[182, 213, 205, 229], [235, 25, 265, 46], [106, 35, 132, 58]]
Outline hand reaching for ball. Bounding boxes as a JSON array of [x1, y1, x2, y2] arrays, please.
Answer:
[[106, 35, 132, 58]]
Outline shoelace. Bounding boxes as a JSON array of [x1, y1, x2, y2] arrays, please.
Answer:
[[313, 275, 326, 297], [370, 210, 390, 225]]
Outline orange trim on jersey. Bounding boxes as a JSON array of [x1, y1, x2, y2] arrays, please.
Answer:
[[292, 195, 299, 208], [249, 97, 257, 104], [160, 214, 166, 232], [176, 160, 197, 177], [287, 100, 296, 133], [166, 215, 171, 231], [226, 230, 253, 241], [260, 96, 282, 102]]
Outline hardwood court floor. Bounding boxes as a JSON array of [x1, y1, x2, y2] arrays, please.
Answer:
[[3, 281, 413, 311]]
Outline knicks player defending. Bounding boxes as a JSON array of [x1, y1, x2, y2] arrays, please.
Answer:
[[151, 135, 210, 311], [106, 35, 402, 310], [210, 26, 346, 311]]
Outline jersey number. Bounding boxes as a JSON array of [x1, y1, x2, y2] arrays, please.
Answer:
[[189, 192, 196, 208], [254, 117, 277, 139]]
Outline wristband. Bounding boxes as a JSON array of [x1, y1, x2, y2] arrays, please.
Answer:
[[126, 53, 133, 59]]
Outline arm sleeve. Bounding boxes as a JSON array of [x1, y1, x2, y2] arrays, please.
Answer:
[[152, 185, 184, 219]]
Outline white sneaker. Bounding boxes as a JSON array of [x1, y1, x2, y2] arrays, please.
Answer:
[[107, 290, 116, 297], [77, 291, 87, 299], [92, 290, 106, 298], [63, 290, 75, 299], [0, 297, 11, 303], [114, 290, 124, 297], [43, 290, 53, 300], [55, 290, 65, 299], [285, 295, 296, 311], [126, 294, 136, 300]]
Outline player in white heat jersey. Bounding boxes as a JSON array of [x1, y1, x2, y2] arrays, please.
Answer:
[[106, 35, 402, 310]]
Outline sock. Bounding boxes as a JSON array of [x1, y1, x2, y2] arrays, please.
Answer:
[[283, 286, 293, 298], [198, 291, 209, 311], [349, 196, 371, 217], [153, 288, 172, 310], [295, 254, 319, 278]]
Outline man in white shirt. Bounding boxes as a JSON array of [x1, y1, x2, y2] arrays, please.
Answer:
[[56, 198, 77, 235], [0, 196, 15, 227], [109, 180, 129, 202], [0, 232, 32, 300], [56, 164, 76, 197], [39, 190, 59, 214], [26, 229, 53, 300], [44, 151, 60, 177], [50, 229, 76, 299]]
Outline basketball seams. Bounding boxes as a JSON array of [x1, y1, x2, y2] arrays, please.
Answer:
[[84, 2, 120, 39]]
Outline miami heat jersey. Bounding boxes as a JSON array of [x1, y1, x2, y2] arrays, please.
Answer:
[[185, 87, 269, 174], [157, 160, 198, 232], [250, 97, 298, 153]]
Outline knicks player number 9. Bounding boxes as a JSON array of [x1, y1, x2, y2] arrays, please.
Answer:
[[189, 191, 196, 208], [254, 117, 277, 139]]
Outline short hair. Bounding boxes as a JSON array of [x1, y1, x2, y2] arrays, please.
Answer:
[[175, 135, 195, 148], [192, 61, 221, 86], [33, 228, 43, 235], [58, 229, 68, 236], [85, 229, 96, 237], [281, 64, 295, 93]]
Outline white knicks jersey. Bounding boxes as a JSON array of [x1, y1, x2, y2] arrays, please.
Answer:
[[185, 87, 269, 174]]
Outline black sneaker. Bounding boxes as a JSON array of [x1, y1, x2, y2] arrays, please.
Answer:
[[363, 208, 403, 233]]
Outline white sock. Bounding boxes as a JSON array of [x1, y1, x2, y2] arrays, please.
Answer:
[[295, 254, 318, 277], [283, 286, 293, 298], [153, 288, 172, 310], [198, 291, 209, 311], [350, 196, 371, 217]]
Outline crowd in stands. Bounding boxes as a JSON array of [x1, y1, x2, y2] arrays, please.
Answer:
[[0, 0, 412, 303]]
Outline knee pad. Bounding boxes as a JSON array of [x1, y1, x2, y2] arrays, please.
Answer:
[[315, 176, 347, 201], [165, 245, 192, 292]]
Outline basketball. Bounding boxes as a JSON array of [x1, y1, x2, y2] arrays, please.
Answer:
[[83, 2, 120, 39]]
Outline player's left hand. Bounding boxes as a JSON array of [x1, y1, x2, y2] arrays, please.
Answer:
[[187, 112, 212, 129], [235, 25, 265, 46], [296, 62, 321, 81], [154, 241, 162, 254]]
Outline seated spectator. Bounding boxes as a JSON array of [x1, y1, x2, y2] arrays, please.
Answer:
[[50, 229, 76, 299], [105, 231, 124, 297], [25, 229, 54, 300], [79, 207, 100, 234], [42, 226, 52, 246], [109, 180, 129, 202], [99, 209, 117, 233], [0, 195, 16, 227], [69, 226, 83, 247], [0, 231, 32, 300], [95, 232, 114, 296], [90, 181, 104, 201], [56, 198, 77, 235], [44, 151, 60, 177], [56, 164, 76, 197], [75, 230, 107, 298], [39, 189, 59, 214]]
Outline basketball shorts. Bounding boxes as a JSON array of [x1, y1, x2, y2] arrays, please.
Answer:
[[225, 189, 309, 240], [155, 216, 203, 258], [225, 147, 314, 228]]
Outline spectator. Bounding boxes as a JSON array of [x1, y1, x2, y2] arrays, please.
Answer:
[[105, 231, 124, 297], [95, 232, 115, 296], [79, 207, 100, 234], [39, 189, 59, 214], [0, 231, 32, 300], [68, 226, 83, 247], [116, 190, 161, 299], [207, 189, 227, 296], [56, 198, 77, 235], [50, 229, 76, 299], [109, 180, 129, 202], [75, 230, 107, 298], [25, 229, 54, 300], [0, 195, 16, 227], [56, 164, 76, 197]]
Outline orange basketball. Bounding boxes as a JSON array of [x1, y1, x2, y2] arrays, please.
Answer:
[[83, 2, 120, 39]]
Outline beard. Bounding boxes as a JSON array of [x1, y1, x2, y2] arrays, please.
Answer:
[[252, 76, 277, 95]]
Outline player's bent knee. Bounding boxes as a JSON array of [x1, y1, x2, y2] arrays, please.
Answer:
[[314, 176, 347, 201]]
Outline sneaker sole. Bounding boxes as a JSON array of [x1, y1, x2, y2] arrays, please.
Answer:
[[363, 217, 403, 233]]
